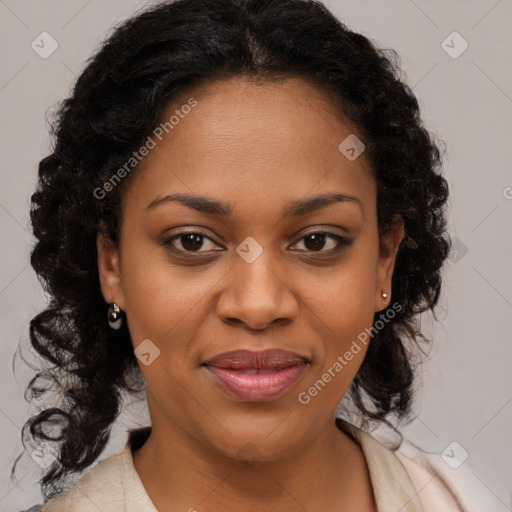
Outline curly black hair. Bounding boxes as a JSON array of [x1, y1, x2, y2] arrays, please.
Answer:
[[13, 0, 450, 501]]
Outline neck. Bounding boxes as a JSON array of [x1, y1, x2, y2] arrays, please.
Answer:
[[131, 417, 376, 512]]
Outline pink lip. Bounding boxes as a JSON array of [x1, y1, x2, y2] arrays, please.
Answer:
[[202, 349, 310, 401]]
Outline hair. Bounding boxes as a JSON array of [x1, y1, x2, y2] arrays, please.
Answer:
[[14, 0, 450, 501]]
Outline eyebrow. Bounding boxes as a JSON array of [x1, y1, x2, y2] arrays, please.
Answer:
[[146, 192, 364, 218]]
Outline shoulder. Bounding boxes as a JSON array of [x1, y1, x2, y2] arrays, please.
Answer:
[[370, 421, 506, 512], [26, 427, 153, 512], [35, 449, 126, 512]]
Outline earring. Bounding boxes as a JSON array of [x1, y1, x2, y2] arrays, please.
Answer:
[[382, 292, 388, 299], [107, 303, 123, 330]]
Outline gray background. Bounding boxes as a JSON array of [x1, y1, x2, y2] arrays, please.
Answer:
[[1, 1, 511, 510]]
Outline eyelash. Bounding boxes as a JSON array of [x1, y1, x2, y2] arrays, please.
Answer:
[[161, 230, 353, 256]]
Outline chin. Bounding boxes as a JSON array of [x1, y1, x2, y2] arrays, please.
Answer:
[[201, 416, 307, 463]]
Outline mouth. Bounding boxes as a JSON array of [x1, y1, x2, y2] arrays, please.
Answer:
[[201, 349, 310, 401]]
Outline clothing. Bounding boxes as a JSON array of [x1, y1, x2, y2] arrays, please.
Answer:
[[24, 418, 505, 512]]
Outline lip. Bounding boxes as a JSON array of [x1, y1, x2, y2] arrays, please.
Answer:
[[201, 349, 310, 401]]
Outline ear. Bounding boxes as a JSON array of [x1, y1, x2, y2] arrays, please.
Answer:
[[97, 230, 125, 310], [374, 215, 404, 312]]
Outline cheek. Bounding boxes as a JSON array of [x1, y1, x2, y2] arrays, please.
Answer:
[[304, 245, 377, 332], [300, 246, 377, 385], [119, 233, 211, 336], [298, 284, 374, 410]]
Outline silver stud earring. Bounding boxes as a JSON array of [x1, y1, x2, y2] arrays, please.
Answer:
[[107, 303, 123, 330], [382, 292, 388, 299]]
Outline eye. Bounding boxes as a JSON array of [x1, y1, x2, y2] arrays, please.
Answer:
[[162, 230, 352, 255], [290, 231, 352, 253], [162, 231, 221, 254]]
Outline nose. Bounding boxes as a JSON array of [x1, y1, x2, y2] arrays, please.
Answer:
[[216, 252, 299, 331]]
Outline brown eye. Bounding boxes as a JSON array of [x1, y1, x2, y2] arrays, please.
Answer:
[[162, 231, 220, 253], [291, 232, 352, 253], [178, 233, 205, 251]]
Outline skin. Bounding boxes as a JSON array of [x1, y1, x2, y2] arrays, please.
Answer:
[[97, 76, 404, 511]]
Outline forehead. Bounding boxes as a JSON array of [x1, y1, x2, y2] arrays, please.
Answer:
[[122, 76, 375, 220], [163, 76, 361, 160]]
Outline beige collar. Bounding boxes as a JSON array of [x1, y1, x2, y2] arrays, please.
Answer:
[[121, 420, 424, 512], [336, 418, 424, 511]]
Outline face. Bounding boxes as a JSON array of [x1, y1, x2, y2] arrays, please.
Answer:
[[98, 76, 403, 461]]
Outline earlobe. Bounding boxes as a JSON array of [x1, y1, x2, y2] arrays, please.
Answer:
[[96, 232, 125, 310], [374, 216, 404, 311]]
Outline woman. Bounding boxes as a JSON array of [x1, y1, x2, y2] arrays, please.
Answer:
[[16, 0, 501, 510]]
